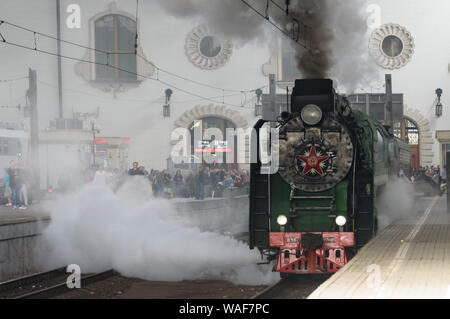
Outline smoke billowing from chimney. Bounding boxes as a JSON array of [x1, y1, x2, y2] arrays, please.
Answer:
[[158, 0, 377, 91], [281, 0, 376, 89]]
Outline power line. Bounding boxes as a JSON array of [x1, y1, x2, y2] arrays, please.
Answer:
[[0, 35, 256, 109], [0, 76, 28, 83], [239, 0, 306, 48], [38, 79, 250, 106], [268, 0, 307, 43], [0, 19, 263, 94], [137, 52, 265, 94]]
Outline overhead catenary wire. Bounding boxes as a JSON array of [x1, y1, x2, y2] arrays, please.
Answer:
[[37, 79, 248, 106], [0, 31, 259, 109], [268, 0, 306, 43], [0, 76, 28, 82], [239, 0, 306, 48], [0, 19, 264, 95]]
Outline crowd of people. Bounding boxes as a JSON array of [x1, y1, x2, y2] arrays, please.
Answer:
[[400, 164, 447, 196], [3, 157, 448, 209], [127, 162, 249, 200], [1, 160, 33, 209]]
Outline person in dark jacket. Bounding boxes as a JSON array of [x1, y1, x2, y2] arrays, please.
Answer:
[[185, 170, 196, 198], [9, 161, 23, 209], [173, 170, 184, 197], [197, 167, 208, 200], [128, 162, 143, 176]]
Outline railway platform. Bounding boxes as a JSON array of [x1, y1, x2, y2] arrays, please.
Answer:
[[0, 204, 50, 226], [0, 203, 51, 281], [309, 195, 450, 299]]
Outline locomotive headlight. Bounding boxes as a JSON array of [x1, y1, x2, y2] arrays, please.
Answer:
[[301, 104, 322, 125], [277, 215, 288, 226], [335, 216, 347, 227]]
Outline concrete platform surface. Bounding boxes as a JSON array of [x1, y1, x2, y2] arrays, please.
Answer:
[[309, 196, 450, 299], [0, 203, 51, 226]]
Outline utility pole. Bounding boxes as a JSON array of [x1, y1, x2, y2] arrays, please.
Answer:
[[56, 0, 63, 118], [91, 121, 97, 167], [385, 74, 393, 134], [28, 68, 40, 198]]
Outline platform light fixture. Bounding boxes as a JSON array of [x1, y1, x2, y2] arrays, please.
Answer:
[[436, 88, 443, 118], [163, 88, 173, 118]]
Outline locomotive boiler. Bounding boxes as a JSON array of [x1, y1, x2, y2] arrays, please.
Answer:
[[249, 79, 409, 276]]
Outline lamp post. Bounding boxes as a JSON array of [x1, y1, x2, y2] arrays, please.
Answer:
[[91, 120, 100, 167], [436, 88, 443, 117], [163, 88, 173, 117]]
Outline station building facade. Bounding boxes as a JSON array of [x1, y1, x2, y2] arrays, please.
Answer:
[[0, 0, 450, 172]]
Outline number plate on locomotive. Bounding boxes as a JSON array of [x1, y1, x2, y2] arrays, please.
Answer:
[[286, 237, 298, 243]]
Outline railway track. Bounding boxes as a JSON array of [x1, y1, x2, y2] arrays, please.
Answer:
[[0, 267, 116, 299], [251, 275, 331, 299]]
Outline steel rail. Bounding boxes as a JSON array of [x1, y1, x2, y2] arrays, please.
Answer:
[[15, 269, 116, 299], [0, 267, 116, 299], [249, 279, 285, 299]]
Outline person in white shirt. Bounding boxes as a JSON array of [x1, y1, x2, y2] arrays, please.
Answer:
[[93, 165, 107, 186]]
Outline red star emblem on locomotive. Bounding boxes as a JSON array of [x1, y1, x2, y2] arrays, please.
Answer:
[[297, 145, 329, 176]]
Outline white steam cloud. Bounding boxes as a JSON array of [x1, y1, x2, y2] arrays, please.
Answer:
[[376, 178, 416, 232], [37, 179, 279, 286]]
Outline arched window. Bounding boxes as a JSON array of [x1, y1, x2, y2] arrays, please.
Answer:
[[189, 117, 237, 168], [94, 14, 137, 81], [404, 118, 419, 145]]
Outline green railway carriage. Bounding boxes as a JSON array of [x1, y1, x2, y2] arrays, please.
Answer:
[[249, 79, 409, 275]]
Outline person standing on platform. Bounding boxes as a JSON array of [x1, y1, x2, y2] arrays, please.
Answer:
[[173, 169, 184, 197], [19, 165, 30, 209], [197, 166, 208, 200], [2, 168, 12, 206], [128, 162, 141, 176], [185, 170, 195, 198], [9, 161, 23, 209], [93, 165, 108, 186]]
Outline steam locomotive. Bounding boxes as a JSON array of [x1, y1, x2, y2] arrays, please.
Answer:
[[249, 79, 409, 276]]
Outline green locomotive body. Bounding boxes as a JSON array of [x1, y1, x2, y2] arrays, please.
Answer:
[[249, 79, 409, 275]]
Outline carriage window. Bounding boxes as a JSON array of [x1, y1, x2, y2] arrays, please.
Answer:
[[376, 130, 384, 162], [94, 14, 137, 81]]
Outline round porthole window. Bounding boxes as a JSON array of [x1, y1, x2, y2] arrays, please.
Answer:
[[185, 25, 233, 70], [199, 36, 222, 58], [369, 24, 415, 70], [381, 35, 403, 57]]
